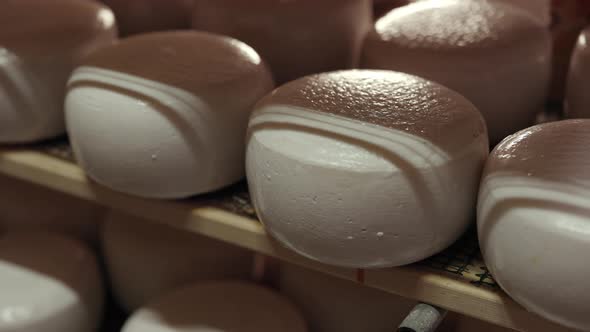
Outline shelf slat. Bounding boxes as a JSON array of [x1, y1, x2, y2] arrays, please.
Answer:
[[0, 147, 575, 332]]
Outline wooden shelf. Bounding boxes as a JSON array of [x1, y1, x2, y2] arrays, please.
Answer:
[[0, 145, 575, 332]]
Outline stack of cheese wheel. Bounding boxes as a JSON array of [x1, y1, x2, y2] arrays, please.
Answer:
[[192, 0, 372, 84], [0, 175, 104, 244], [101, 0, 194, 36], [0, 232, 103, 332], [102, 212, 253, 312], [0, 0, 117, 143], [478, 119, 590, 331], [279, 264, 416, 332], [362, 0, 551, 144], [246, 70, 488, 268], [566, 27, 590, 118], [65, 31, 274, 198], [122, 281, 308, 332]]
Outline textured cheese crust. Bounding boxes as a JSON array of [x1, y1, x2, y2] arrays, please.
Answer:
[[247, 104, 487, 268], [66, 66, 272, 198]]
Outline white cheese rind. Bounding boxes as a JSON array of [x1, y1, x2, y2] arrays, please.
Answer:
[[247, 105, 487, 268]]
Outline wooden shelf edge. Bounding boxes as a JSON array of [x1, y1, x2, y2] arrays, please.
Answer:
[[0, 148, 574, 332]]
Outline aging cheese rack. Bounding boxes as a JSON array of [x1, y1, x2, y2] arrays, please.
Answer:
[[0, 139, 575, 332]]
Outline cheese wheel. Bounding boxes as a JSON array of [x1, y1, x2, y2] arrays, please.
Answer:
[[478, 119, 590, 331], [0, 175, 104, 244], [192, 0, 372, 84], [0, 0, 117, 143], [102, 212, 253, 312], [566, 27, 590, 118], [362, 0, 551, 144], [549, 0, 590, 102], [279, 264, 416, 332], [66, 31, 274, 198], [101, 0, 194, 36], [247, 70, 489, 268], [122, 281, 308, 332], [0, 232, 103, 332]]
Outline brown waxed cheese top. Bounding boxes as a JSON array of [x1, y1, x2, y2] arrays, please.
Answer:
[[369, 0, 545, 53], [0, 0, 116, 54], [485, 120, 590, 185], [192, 0, 372, 84], [255, 70, 488, 151], [101, 0, 194, 36], [81, 31, 270, 94]]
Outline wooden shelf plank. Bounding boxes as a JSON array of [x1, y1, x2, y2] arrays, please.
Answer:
[[0, 147, 574, 332]]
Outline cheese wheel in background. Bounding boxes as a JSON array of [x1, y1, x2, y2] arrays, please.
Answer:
[[565, 27, 590, 118], [101, 0, 193, 37], [478, 119, 590, 331], [0, 175, 104, 244], [0, 0, 117, 144], [279, 264, 510, 332], [279, 264, 416, 332], [122, 281, 308, 332], [247, 70, 489, 268], [102, 212, 253, 312], [192, 0, 372, 84], [549, 0, 590, 102], [0, 232, 103, 332], [362, 0, 551, 145], [66, 31, 274, 199]]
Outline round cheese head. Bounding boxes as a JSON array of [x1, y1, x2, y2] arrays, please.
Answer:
[[121, 281, 308, 332], [478, 119, 590, 331], [192, 0, 372, 84], [247, 70, 489, 268], [0, 232, 103, 332], [280, 264, 416, 332], [362, 0, 551, 144], [566, 27, 590, 119], [0, 0, 117, 143], [102, 212, 253, 312], [0, 175, 104, 244], [66, 31, 274, 198], [101, 0, 194, 36]]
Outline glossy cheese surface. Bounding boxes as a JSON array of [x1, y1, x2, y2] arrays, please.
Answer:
[[478, 120, 590, 331], [248, 70, 489, 268]]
